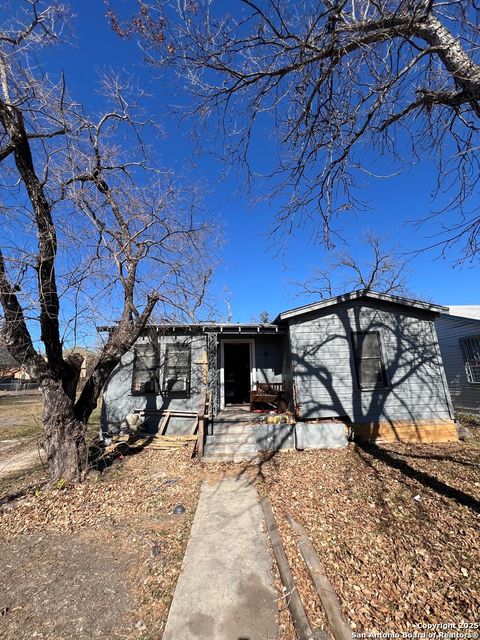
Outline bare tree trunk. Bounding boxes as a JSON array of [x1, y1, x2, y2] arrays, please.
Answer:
[[0, 7, 215, 484], [41, 378, 88, 483]]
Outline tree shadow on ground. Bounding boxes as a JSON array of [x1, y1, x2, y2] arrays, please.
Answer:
[[355, 441, 480, 514], [88, 432, 154, 472], [389, 449, 478, 468]]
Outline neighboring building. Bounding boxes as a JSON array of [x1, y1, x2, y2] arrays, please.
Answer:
[[0, 344, 19, 380], [101, 290, 458, 444], [1, 344, 97, 388], [0, 344, 31, 381], [435, 306, 480, 415], [64, 348, 99, 390]]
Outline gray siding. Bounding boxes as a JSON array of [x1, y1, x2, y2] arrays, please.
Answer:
[[216, 335, 285, 384], [102, 333, 207, 435], [254, 336, 284, 384], [435, 314, 480, 415], [288, 301, 453, 423]]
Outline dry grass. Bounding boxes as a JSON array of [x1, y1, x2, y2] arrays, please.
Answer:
[[0, 393, 42, 440], [0, 395, 103, 499]]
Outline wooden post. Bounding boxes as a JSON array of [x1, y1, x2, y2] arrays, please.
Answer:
[[194, 350, 208, 385], [287, 515, 352, 640], [158, 411, 171, 435], [196, 384, 207, 460], [260, 497, 317, 640]]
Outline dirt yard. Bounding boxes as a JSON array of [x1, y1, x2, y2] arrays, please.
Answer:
[[0, 393, 206, 640], [0, 446, 204, 640], [257, 430, 480, 634]]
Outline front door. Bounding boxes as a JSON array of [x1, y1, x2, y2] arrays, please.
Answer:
[[224, 342, 251, 404]]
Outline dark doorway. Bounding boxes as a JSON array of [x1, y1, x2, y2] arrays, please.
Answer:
[[224, 342, 251, 404]]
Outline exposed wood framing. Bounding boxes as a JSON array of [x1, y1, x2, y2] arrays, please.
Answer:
[[193, 349, 208, 384]]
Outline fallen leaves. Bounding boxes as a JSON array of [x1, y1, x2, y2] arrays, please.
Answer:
[[0, 447, 204, 639], [258, 439, 480, 635]]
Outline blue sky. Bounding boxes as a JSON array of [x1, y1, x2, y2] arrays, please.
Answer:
[[6, 1, 479, 330]]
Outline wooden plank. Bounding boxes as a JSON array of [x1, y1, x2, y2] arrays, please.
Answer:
[[150, 442, 190, 447], [140, 409, 197, 417], [198, 414, 205, 459], [149, 444, 184, 451], [353, 420, 458, 443], [260, 497, 317, 640], [159, 411, 171, 435], [152, 435, 197, 442], [287, 515, 352, 640], [150, 444, 184, 448], [189, 415, 199, 436], [196, 384, 208, 460]]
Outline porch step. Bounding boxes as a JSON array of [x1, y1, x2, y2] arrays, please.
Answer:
[[203, 448, 260, 462], [207, 431, 256, 444], [211, 424, 257, 436], [206, 441, 257, 450], [203, 417, 262, 461], [212, 413, 252, 425], [204, 442, 258, 455], [203, 454, 260, 463]]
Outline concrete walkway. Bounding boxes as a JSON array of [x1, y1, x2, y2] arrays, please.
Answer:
[[163, 476, 279, 640]]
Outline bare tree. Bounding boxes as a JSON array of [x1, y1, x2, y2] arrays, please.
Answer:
[[293, 233, 411, 298], [108, 0, 480, 258], [0, 2, 215, 482]]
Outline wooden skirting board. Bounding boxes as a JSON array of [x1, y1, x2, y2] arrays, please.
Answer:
[[353, 419, 458, 443]]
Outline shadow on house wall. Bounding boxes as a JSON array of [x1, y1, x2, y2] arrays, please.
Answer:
[[289, 302, 452, 441]]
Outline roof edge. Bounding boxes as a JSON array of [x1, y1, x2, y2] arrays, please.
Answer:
[[277, 290, 447, 321], [97, 323, 285, 334]]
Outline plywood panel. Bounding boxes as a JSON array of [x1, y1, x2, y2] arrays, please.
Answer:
[[353, 419, 458, 443]]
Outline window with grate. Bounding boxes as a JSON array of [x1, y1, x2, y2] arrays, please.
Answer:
[[163, 342, 191, 393], [132, 343, 159, 394], [460, 335, 480, 384], [351, 331, 388, 389]]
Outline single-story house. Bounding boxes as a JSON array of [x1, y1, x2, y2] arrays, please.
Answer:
[[0, 343, 33, 384], [0, 344, 20, 380], [435, 306, 480, 415], [101, 290, 458, 446]]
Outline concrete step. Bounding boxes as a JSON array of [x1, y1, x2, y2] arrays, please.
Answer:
[[203, 451, 260, 463], [206, 434, 257, 445], [211, 424, 257, 435], [205, 442, 258, 454]]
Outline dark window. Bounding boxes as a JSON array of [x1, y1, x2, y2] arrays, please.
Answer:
[[351, 332, 388, 389], [163, 343, 191, 393], [132, 343, 158, 394], [460, 335, 480, 384]]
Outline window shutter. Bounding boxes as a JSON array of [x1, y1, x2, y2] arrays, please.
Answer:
[[460, 335, 480, 383], [352, 332, 388, 389], [163, 343, 191, 392], [132, 343, 158, 394]]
